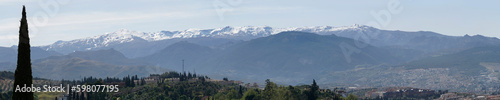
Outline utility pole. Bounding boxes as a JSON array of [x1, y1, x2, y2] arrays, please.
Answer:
[[182, 59, 184, 73]]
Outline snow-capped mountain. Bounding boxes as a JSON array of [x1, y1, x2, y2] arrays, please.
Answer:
[[40, 25, 376, 54], [39, 24, 500, 58]]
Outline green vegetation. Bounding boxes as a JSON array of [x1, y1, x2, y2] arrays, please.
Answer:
[[112, 73, 348, 100], [35, 92, 65, 100], [59, 71, 351, 100], [2, 69, 357, 100]]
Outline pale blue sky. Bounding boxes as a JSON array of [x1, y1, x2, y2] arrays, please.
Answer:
[[0, 0, 499, 46]]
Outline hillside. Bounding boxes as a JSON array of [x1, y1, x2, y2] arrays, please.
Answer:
[[404, 45, 500, 75], [138, 41, 214, 72], [316, 45, 500, 92], [32, 57, 164, 80], [0, 47, 60, 63], [38, 25, 500, 59], [30, 49, 166, 79], [147, 31, 399, 83], [66, 48, 148, 65]]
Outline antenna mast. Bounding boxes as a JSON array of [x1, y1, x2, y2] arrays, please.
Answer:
[[182, 59, 184, 73]]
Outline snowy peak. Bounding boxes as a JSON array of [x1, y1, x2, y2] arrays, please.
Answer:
[[209, 26, 274, 36], [100, 28, 169, 42], [41, 25, 379, 53], [286, 24, 377, 33], [156, 26, 275, 40], [96, 25, 375, 44]]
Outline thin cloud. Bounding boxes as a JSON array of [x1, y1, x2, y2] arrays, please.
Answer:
[[0, 18, 19, 31], [36, 11, 203, 27], [0, 9, 217, 46]]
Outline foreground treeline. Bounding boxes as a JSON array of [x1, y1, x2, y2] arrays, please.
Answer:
[[114, 71, 356, 100], [229, 79, 358, 100], [0, 70, 357, 100], [117, 79, 356, 100]]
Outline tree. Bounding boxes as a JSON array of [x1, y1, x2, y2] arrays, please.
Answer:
[[134, 75, 138, 81], [124, 76, 130, 87], [239, 85, 243, 96], [131, 76, 135, 87], [243, 89, 260, 100], [346, 94, 357, 100], [188, 72, 192, 79], [253, 83, 259, 88], [226, 89, 240, 99], [75, 92, 80, 100], [141, 78, 146, 85], [12, 5, 34, 100], [70, 89, 76, 100], [223, 77, 228, 81], [198, 76, 206, 82], [80, 92, 84, 100], [287, 85, 302, 100], [263, 79, 277, 99], [308, 79, 319, 100], [75, 92, 79, 100]]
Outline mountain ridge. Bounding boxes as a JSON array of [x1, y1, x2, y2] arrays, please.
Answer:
[[38, 25, 500, 58], [149, 31, 401, 83], [39, 25, 382, 54]]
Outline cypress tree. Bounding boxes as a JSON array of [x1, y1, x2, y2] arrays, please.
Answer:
[[80, 92, 84, 100], [309, 79, 319, 100], [134, 75, 138, 81], [72, 91, 76, 100], [239, 85, 243, 96], [12, 5, 33, 100], [131, 76, 135, 87], [141, 78, 146, 85], [125, 76, 130, 87], [75, 92, 80, 100]]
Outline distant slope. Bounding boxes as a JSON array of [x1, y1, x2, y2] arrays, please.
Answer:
[[67, 48, 148, 65], [141, 31, 473, 83], [0, 46, 61, 73], [138, 41, 214, 72], [33, 48, 148, 66], [32, 57, 167, 80], [404, 45, 500, 75], [319, 45, 500, 91], [0, 47, 16, 63], [38, 25, 500, 59], [0, 47, 60, 63], [188, 32, 397, 82], [29, 48, 167, 79], [302, 25, 500, 54], [0, 62, 15, 72]]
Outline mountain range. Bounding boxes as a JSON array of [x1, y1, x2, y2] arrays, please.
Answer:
[[39, 25, 500, 58], [1, 25, 499, 91]]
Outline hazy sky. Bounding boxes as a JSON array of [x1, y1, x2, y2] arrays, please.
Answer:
[[0, 0, 499, 47]]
